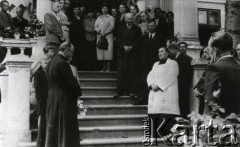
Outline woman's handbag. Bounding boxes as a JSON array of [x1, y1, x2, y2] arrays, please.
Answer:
[[97, 36, 109, 50]]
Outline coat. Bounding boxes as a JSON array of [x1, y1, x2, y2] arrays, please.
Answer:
[[116, 24, 142, 58], [34, 67, 48, 147], [204, 56, 240, 116], [45, 54, 81, 147], [44, 13, 63, 45], [69, 15, 86, 68], [147, 59, 180, 115], [175, 53, 193, 118], [94, 14, 115, 60], [115, 24, 142, 95], [0, 11, 14, 36], [12, 17, 29, 33], [34, 67, 48, 116]]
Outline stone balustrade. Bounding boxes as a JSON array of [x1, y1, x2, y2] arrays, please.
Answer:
[[0, 37, 38, 147]]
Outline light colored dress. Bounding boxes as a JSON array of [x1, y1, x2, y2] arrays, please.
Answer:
[[94, 14, 115, 60], [147, 59, 180, 115], [84, 18, 96, 42]]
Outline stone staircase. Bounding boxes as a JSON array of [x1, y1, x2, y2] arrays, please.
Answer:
[[19, 71, 164, 147], [78, 71, 148, 147]]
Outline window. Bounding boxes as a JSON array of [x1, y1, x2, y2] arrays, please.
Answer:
[[198, 9, 221, 27], [198, 9, 221, 46]]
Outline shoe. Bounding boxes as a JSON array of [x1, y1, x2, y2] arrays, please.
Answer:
[[106, 69, 110, 72], [113, 94, 120, 98], [129, 93, 135, 98], [100, 68, 105, 72], [132, 100, 143, 105]]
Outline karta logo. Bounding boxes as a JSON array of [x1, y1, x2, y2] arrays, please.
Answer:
[[143, 118, 240, 146]]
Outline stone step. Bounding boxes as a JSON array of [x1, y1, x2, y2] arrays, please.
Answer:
[[79, 71, 117, 79], [80, 79, 117, 87], [18, 138, 168, 147], [30, 126, 144, 141], [79, 96, 133, 105], [80, 126, 144, 139], [78, 115, 147, 127], [85, 105, 147, 115], [81, 87, 117, 96]]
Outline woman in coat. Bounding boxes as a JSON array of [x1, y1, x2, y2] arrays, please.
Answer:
[[69, 6, 86, 70], [94, 4, 115, 72]]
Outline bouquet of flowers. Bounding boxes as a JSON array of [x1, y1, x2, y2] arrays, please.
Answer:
[[24, 13, 45, 38]]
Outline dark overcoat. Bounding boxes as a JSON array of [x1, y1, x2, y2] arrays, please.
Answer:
[[176, 53, 193, 118], [116, 24, 142, 94], [204, 57, 240, 117], [0, 11, 14, 36], [45, 54, 81, 147], [12, 17, 29, 33]]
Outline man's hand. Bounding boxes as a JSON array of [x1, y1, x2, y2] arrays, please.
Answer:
[[151, 84, 160, 92], [124, 46, 130, 52], [100, 32, 106, 37]]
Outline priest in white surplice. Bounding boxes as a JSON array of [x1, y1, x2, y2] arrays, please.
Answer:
[[147, 47, 180, 142]]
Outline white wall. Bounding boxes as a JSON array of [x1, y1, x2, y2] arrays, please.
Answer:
[[197, 0, 226, 29]]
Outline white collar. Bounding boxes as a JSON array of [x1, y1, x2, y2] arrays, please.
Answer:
[[149, 32, 156, 38]]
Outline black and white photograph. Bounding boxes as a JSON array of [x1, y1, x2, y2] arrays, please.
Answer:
[[0, 0, 240, 147]]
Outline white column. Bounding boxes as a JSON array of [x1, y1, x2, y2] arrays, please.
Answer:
[[37, 0, 51, 22], [173, 0, 201, 59], [160, 0, 173, 11], [0, 70, 9, 146], [191, 59, 208, 113], [137, 0, 146, 11], [5, 54, 33, 147]]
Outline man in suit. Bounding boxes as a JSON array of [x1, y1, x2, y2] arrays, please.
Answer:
[[204, 31, 240, 117], [169, 44, 193, 118], [13, 7, 29, 38], [0, 0, 14, 37], [45, 42, 81, 147], [44, 1, 63, 53], [115, 13, 142, 98], [134, 20, 165, 104], [154, 8, 167, 41]]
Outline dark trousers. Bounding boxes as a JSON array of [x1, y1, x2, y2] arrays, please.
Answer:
[[135, 70, 150, 104], [117, 55, 138, 95], [148, 113, 178, 139], [179, 87, 190, 119]]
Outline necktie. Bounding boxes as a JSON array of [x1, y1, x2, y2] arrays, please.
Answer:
[[149, 34, 152, 40]]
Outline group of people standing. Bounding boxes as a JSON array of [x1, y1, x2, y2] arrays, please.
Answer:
[[44, 1, 174, 72]]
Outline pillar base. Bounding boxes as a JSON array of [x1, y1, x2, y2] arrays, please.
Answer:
[[6, 131, 31, 147]]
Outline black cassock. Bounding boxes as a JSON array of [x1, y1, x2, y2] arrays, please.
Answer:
[[45, 54, 82, 147]]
